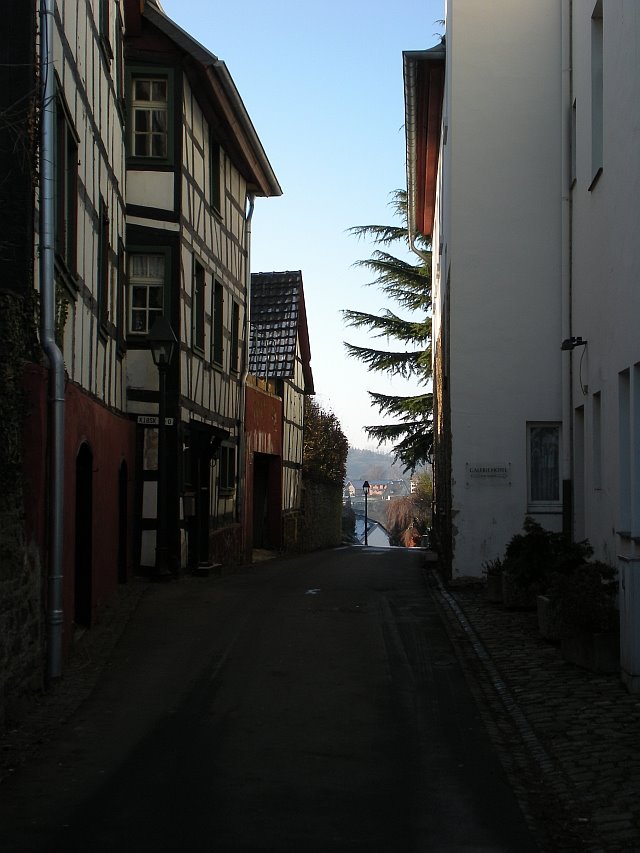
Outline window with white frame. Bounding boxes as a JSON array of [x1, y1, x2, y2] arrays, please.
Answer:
[[527, 423, 561, 510], [128, 253, 165, 335], [131, 77, 169, 159]]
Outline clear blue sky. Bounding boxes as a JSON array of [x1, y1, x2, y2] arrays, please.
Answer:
[[161, 0, 444, 449]]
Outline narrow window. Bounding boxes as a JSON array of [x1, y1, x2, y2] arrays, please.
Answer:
[[590, 1, 603, 186], [99, 0, 113, 59], [212, 280, 224, 366], [633, 365, 640, 537], [527, 423, 561, 509], [219, 445, 236, 493], [116, 239, 125, 353], [574, 406, 585, 540], [619, 369, 631, 533], [193, 257, 205, 352], [128, 253, 165, 335], [131, 77, 168, 159], [592, 391, 602, 489], [115, 8, 124, 107], [570, 98, 577, 187], [55, 101, 78, 276], [231, 301, 240, 373], [210, 135, 221, 213], [97, 198, 110, 328]]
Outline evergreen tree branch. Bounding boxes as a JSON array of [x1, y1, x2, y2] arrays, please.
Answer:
[[343, 342, 424, 377]]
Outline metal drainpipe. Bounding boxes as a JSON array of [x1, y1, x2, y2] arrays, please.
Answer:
[[236, 193, 255, 543], [39, 0, 66, 680], [561, 0, 574, 537]]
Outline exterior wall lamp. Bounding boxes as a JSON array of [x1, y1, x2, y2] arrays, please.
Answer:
[[149, 316, 178, 579], [561, 336, 587, 351], [362, 480, 370, 546]]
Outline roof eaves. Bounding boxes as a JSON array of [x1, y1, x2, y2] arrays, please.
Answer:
[[142, 4, 282, 198], [403, 42, 445, 243]]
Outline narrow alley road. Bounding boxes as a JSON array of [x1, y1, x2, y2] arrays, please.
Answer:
[[1, 547, 536, 852]]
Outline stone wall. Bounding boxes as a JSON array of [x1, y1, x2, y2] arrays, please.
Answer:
[[210, 524, 243, 569], [300, 480, 342, 552], [282, 509, 302, 553], [0, 538, 43, 726]]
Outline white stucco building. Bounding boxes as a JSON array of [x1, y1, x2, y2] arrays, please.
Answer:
[[405, 0, 640, 692]]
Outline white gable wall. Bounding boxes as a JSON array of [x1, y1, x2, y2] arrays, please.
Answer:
[[441, 0, 564, 575]]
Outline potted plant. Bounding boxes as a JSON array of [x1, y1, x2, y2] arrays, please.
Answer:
[[536, 535, 594, 640], [482, 558, 503, 603], [549, 561, 619, 673]]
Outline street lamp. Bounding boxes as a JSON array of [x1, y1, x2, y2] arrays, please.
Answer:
[[149, 315, 178, 579], [362, 480, 370, 546]]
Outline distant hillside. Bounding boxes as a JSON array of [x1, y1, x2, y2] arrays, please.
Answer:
[[346, 447, 408, 483]]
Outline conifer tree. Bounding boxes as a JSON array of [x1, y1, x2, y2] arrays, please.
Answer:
[[343, 189, 432, 472]]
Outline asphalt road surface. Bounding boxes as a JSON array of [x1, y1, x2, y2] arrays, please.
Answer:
[[1, 546, 537, 852]]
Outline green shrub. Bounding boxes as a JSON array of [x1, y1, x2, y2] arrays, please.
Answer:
[[502, 517, 593, 593], [549, 561, 618, 635]]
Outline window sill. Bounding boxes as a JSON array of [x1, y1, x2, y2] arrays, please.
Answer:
[[126, 156, 174, 171], [527, 504, 562, 515]]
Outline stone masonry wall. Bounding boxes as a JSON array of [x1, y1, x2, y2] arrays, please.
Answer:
[[300, 480, 342, 552]]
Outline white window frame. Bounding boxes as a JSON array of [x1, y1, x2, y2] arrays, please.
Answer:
[[527, 422, 562, 512], [128, 252, 165, 336], [131, 76, 169, 159]]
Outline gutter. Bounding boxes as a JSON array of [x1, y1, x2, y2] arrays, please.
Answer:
[[403, 53, 429, 264], [39, 0, 66, 680], [561, 0, 574, 536], [403, 45, 445, 265]]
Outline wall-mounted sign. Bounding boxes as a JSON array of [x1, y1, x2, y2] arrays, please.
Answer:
[[137, 415, 174, 426], [466, 463, 511, 485]]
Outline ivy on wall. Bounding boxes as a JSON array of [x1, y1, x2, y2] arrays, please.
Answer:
[[0, 288, 40, 578]]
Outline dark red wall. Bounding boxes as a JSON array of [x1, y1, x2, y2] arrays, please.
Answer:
[[244, 385, 283, 559], [23, 365, 136, 656]]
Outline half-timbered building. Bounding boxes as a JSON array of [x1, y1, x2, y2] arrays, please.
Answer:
[[123, 1, 281, 573], [0, 0, 134, 709], [245, 271, 314, 556]]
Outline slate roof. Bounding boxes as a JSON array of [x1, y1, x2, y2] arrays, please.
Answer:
[[249, 271, 314, 393]]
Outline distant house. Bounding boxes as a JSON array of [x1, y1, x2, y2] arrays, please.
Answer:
[[343, 481, 357, 499], [244, 271, 314, 556]]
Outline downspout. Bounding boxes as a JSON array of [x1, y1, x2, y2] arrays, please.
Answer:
[[39, 0, 66, 679], [236, 193, 255, 552], [561, 0, 574, 537]]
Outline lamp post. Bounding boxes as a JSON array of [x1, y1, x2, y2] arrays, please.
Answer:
[[149, 316, 178, 579], [362, 480, 370, 546]]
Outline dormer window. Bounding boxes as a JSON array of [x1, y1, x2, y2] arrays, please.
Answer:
[[131, 75, 170, 160]]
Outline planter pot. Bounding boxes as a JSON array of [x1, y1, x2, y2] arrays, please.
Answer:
[[561, 631, 620, 674], [502, 573, 537, 609], [486, 574, 503, 603], [537, 594, 563, 641]]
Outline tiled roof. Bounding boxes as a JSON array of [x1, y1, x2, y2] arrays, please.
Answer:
[[249, 271, 314, 392]]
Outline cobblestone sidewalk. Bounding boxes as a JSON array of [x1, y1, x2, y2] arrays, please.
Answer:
[[430, 572, 640, 853], [0, 576, 149, 784]]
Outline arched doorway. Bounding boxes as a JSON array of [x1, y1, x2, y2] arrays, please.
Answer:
[[118, 461, 128, 584], [74, 443, 93, 628]]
